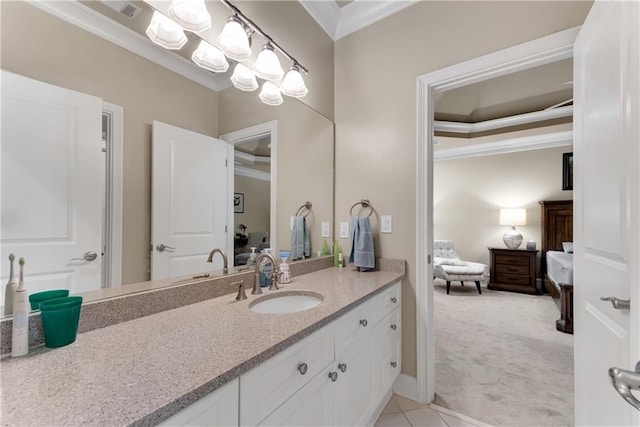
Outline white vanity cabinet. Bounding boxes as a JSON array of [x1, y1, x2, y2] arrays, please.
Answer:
[[158, 378, 239, 426]]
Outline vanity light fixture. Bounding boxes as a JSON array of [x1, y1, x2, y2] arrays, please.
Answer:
[[192, 40, 229, 73], [168, 0, 211, 33], [254, 43, 284, 81], [146, 11, 188, 50], [217, 15, 252, 62], [281, 64, 308, 98], [231, 63, 259, 92], [259, 81, 284, 106]]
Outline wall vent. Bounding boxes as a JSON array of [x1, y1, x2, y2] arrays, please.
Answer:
[[101, 1, 141, 19]]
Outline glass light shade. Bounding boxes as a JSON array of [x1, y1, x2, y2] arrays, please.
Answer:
[[281, 66, 308, 98], [259, 81, 283, 106], [217, 16, 252, 62], [192, 41, 229, 73], [254, 44, 284, 81], [499, 208, 527, 226], [230, 64, 258, 91], [146, 11, 187, 50], [168, 0, 211, 33]]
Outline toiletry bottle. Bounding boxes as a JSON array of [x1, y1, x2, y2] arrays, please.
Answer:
[[12, 257, 28, 357], [338, 252, 344, 270], [247, 247, 258, 267], [278, 252, 291, 284], [259, 248, 272, 287], [4, 254, 17, 316], [334, 240, 340, 267], [322, 239, 330, 256]]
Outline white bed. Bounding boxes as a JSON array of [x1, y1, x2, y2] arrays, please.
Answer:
[[546, 250, 574, 288]]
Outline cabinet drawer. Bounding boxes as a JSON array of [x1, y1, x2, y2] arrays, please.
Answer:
[[377, 336, 401, 398], [374, 281, 401, 323], [495, 264, 529, 275], [495, 273, 531, 286], [495, 255, 530, 266], [335, 297, 375, 356], [240, 324, 334, 426], [376, 307, 401, 349]]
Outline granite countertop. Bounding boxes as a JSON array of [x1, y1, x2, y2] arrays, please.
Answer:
[[0, 265, 404, 427]]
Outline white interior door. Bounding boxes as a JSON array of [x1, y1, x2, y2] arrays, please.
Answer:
[[151, 121, 229, 279], [574, 1, 640, 424], [1, 71, 103, 301]]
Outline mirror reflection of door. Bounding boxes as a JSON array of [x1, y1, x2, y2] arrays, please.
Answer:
[[232, 137, 271, 266], [1, 71, 103, 306]]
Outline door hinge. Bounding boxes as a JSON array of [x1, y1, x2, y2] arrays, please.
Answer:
[[225, 159, 228, 167], [427, 254, 431, 264], [225, 225, 228, 233]]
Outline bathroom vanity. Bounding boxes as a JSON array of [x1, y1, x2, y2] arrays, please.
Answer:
[[0, 264, 404, 426]]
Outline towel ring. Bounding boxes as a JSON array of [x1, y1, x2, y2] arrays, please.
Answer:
[[295, 201, 312, 218], [349, 199, 374, 217]]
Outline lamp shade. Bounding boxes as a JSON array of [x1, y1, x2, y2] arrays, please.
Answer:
[[230, 63, 258, 91], [259, 81, 283, 106], [254, 43, 284, 81], [192, 40, 229, 73], [217, 15, 252, 62], [499, 208, 527, 226], [281, 65, 308, 98], [146, 11, 188, 50], [168, 0, 211, 33]]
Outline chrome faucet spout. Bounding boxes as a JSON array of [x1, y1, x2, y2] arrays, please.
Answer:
[[252, 253, 279, 295], [207, 248, 228, 274]]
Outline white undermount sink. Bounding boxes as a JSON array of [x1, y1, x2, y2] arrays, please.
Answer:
[[249, 291, 323, 314]]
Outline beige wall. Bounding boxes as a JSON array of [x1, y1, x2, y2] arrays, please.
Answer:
[[334, 1, 592, 377], [1, 1, 219, 285], [234, 176, 271, 237], [435, 146, 574, 268], [219, 88, 334, 258]]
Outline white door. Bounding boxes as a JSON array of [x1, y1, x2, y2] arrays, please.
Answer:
[[573, 1, 640, 425], [1, 71, 103, 301], [151, 121, 229, 279]]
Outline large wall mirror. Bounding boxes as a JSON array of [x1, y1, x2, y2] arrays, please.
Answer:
[[0, 0, 334, 315]]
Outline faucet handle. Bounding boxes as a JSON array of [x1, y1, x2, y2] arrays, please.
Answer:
[[234, 280, 247, 301], [269, 267, 280, 291]]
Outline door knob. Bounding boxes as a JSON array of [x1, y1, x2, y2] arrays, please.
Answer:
[[156, 244, 175, 252], [608, 361, 640, 410], [70, 251, 98, 261], [600, 297, 630, 310]]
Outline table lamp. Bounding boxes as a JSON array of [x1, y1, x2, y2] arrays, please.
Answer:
[[499, 208, 527, 249]]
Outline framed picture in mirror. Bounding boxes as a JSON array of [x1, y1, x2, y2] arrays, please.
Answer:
[[563, 152, 573, 191], [234, 193, 245, 213]]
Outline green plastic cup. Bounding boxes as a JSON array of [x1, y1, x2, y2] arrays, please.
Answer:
[[39, 296, 83, 348], [29, 289, 70, 311]]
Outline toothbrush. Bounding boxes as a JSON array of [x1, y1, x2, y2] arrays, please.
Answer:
[[12, 257, 29, 357], [4, 254, 18, 316]]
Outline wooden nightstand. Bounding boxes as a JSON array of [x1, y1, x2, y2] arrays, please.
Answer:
[[488, 248, 539, 294]]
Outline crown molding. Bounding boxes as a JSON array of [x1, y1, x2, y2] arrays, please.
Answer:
[[298, 0, 340, 40], [30, 0, 225, 92], [235, 166, 271, 182], [434, 130, 573, 161], [434, 105, 573, 134], [336, 0, 419, 40]]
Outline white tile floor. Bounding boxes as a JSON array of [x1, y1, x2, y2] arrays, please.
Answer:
[[375, 395, 481, 427]]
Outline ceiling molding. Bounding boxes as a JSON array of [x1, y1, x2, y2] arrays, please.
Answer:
[[30, 0, 224, 92], [434, 130, 573, 161], [298, 0, 417, 40], [434, 105, 573, 134], [235, 166, 271, 182]]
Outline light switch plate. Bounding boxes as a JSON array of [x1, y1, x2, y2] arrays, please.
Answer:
[[381, 215, 392, 233], [321, 222, 330, 238], [339, 221, 350, 239], [290, 216, 295, 230]]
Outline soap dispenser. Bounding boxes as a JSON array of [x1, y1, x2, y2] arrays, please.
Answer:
[[247, 247, 258, 267]]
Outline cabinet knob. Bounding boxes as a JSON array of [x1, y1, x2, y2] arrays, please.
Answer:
[[390, 297, 397, 304], [390, 324, 397, 331], [338, 363, 347, 373], [390, 361, 398, 368], [359, 319, 368, 327], [328, 371, 338, 382], [298, 363, 308, 375]]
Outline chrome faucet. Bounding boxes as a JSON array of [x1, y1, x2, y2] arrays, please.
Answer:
[[252, 253, 279, 295], [206, 248, 228, 274]]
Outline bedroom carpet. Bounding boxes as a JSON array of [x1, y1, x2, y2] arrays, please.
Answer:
[[434, 279, 574, 426]]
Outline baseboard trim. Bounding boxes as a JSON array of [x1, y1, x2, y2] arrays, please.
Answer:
[[430, 403, 494, 427], [393, 373, 419, 401]]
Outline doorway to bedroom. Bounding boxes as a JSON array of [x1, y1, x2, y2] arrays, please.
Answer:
[[428, 40, 575, 425]]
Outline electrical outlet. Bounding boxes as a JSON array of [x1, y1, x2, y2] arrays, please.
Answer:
[[321, 222, 330, 238], [339, 221, 350, 239], [381, 215, 392, 233]]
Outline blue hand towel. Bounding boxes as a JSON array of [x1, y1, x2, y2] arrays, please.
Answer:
[[349, 215, 375, 271], [290, 216, 310, 260]]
